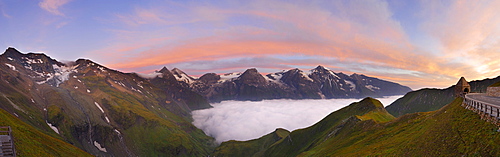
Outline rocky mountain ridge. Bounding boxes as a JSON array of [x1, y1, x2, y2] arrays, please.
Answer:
[[0, 47, 214, 156], [169, 65, 412, 102]]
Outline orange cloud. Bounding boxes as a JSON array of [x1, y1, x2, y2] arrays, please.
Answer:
[[421, 0, 500, 80]]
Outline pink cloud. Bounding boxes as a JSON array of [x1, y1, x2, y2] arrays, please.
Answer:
[[116, 4, 229, 27], [39, 0, 71, 16], [0, 2, 11, 18]]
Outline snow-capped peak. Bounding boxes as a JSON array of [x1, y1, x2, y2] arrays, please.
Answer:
[[171, 68, 194, 84]]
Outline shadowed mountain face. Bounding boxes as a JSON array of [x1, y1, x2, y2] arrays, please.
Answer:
[[171, 65, 412, 102], [0, 48, 214, 156]]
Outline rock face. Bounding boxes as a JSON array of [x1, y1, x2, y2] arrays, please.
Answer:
[[172, 65, 412, 102], [487, 87, 500, 97], [0, 48, 214, 156], [487, 80, 500, 97]]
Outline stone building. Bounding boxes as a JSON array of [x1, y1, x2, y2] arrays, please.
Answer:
[[455, 77, 470, 97], [487, 81, 500, 97]]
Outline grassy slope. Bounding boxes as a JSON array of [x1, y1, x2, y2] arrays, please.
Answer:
[[301, 97, 500, 156], [79, 73, 215, 156], [0, 108, 92, 157], [262, 97, 393, 157], [489, 80, 500, 87], [387, 76, 500, 117], [386, 88, 454, 117], [213, 128, 290, 157]]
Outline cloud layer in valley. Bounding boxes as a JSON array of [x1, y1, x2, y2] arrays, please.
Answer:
[[192, 96, 402, 143]]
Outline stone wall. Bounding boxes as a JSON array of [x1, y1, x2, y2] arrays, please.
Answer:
[[487, 87, 500, 97]]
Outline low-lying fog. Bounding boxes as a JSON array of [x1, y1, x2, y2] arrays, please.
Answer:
[[192, 96, 402, 143]]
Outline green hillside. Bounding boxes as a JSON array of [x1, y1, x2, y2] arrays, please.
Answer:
[[386, 76, 500, 117], [489, 80, 500, 87], [300, 97, 500, 156], [263, 97, 394, 157], [0, 108, 92, 156], [386, 88, 454, 117], [213, 128, 290, 157]]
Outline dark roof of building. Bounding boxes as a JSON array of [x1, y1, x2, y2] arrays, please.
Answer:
[[456, 77, 470, 87]]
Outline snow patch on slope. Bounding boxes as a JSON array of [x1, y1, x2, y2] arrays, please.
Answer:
[[329, 71, 340, 79], [105, 116, 110, 123], [173, 72, 194, 83], [136, 72, 163, 79], [35, 64, 78, 87], [94, 141, 107, 152], [365, 85, 380, 91], [46, 121, 60, 134], [299, 71, 314, 82], [219, 72, 241, 82], [94, 102, 105, 113], [345, 80, 356, 90], [23, 57, 44, 64], [4, 63, 16, 71], [266, 71, 285, 84]]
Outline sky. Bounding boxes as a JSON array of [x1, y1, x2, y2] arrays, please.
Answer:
[[1, 0, 500, 89], [192, 96, 402, 143]]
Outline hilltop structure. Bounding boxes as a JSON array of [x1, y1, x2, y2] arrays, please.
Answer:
[[455, 77, 470, 97]]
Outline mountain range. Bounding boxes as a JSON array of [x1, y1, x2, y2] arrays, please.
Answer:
[[170, 65, 412, 102], [1, 47, 499, 156]]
